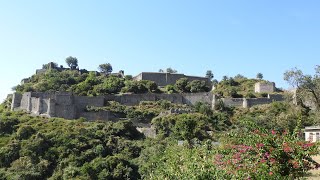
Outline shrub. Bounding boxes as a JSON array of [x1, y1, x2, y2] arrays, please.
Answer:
[[186, 80, 209, 93], [175, 78, 189, 93], [165, 85, 176, 94], [216, 122, 319, 179], [16, 125, 36, 140]]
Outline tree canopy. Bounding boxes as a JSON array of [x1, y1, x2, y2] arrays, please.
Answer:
[[98, 63, 113, 74], [65, 56, 78, 69]]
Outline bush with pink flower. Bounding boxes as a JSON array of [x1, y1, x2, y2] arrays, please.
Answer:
[[215, 121, 319, 179]]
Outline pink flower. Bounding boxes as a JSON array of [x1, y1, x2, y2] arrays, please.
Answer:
[[264, 152, 270, 159], [256, 143, 264, 149], [269, 172, 273, 175], [271, 130, 276, 135]]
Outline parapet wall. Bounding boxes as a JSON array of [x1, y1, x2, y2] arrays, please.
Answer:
[[11, 91, 284, 121], [219, 94, 284, 108], [11, 92, 213, 120], [133, 72, 211, 87], [255, 82, 275, 93]]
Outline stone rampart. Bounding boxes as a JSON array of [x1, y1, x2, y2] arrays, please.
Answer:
[[217, 94, 285, 108], [255, 82, 275, 93], [222, 98, 244, 107], [11, 91, 285, 121], [11, 92, 213, 120], [133, 72, 210, 87]]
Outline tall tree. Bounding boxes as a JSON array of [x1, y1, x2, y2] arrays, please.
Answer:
[[256, 73, 263, 80], [205, 70, 214, 80], [65, 56, 78, 70], [284, 66, 320, 110], [98, 63, 113, 74]]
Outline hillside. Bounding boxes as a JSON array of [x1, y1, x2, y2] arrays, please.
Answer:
[[14, 62, 211, 96], [2, 64, 320, 179]]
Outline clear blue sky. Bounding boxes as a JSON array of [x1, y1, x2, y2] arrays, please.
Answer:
[[1, 0, 320, 101]]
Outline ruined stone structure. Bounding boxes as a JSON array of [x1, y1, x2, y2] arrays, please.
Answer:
[[216, 93, 284, 109], [11, 91, 285, 121], [11, 92, 213, 120], [133, 72, 211, 87], [254, 82, 275, 93]]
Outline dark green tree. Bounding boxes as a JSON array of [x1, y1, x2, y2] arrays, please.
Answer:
[[256, 73, 263, 80], [205, 70, 214, 80], [166, 68, 177, 73], [65, 56, 78, 70], [98, 63, 113, 74], [175, 78, 189, 92]]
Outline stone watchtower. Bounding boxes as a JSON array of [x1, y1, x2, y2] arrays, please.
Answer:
[[254, 82, 275, 93]]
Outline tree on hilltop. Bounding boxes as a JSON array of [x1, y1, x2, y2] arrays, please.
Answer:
[[166, 68, 177, 73], [98, 63, 113, 74], [256, 73, 263, 80], [65, 56, 78, 70], [284, 66, 320, 110], [205, 70, 214, 80]]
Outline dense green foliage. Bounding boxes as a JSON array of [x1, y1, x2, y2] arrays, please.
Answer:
[[14, 68, 161, 96], [4, 64, 320, 179], [0, 107, 144, 179], [284, 65, 320, 110], [140, 124, 318, 179], [175, 78, 210, 93]]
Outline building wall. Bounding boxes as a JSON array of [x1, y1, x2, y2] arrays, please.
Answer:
[[133, 72, 210, 87], [222, 98, 244, 107], [305, 131, 320, 142], [12, 91, 285, 121], [255, 82, 275, 93]]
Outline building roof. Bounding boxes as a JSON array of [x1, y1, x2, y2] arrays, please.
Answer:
[[304, 126, 320, 131]]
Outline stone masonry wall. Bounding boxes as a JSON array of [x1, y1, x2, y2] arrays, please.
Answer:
[[222, 98, 244, 107], [255, 82, 275, 93], [11, 91, 285, 121], [133, 72, 210, 87]]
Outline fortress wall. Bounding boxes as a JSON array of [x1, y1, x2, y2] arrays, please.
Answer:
[[182, 92, 212, 105], [11, 93, 22, 110], [255, 82, 275, 93], [41, 98, 49, 114], [20, 92, 32, 111], [30, 97, 39, 114], [246, 98, 272, 107], [222, 98, 244, 107], [269, 94, 284, 101], [78, 111, 117, 121], [142, 73, 168, 86], [54, 93, 76, 119], [30, 92, 55, 99], [117, 93, 156, 106], [54, 104, 76, 119], [155, 93, 183, 104], [185, 76, 211, 86], [74, 96, 105, 110], [136, 73, 209, 87], [104, 93, 209, 106], [166, 74, 185, 86], [12, 91, 286, 120]]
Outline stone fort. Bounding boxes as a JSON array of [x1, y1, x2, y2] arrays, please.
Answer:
[[133, 72, 211, 87], [11, 88, 284, 121]]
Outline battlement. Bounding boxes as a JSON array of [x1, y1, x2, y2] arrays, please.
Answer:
[[11, 91, 285, 121], [133, 72, 211, 87]]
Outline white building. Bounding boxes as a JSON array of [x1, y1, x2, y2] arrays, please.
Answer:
[[304, 126, 320, 142]]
